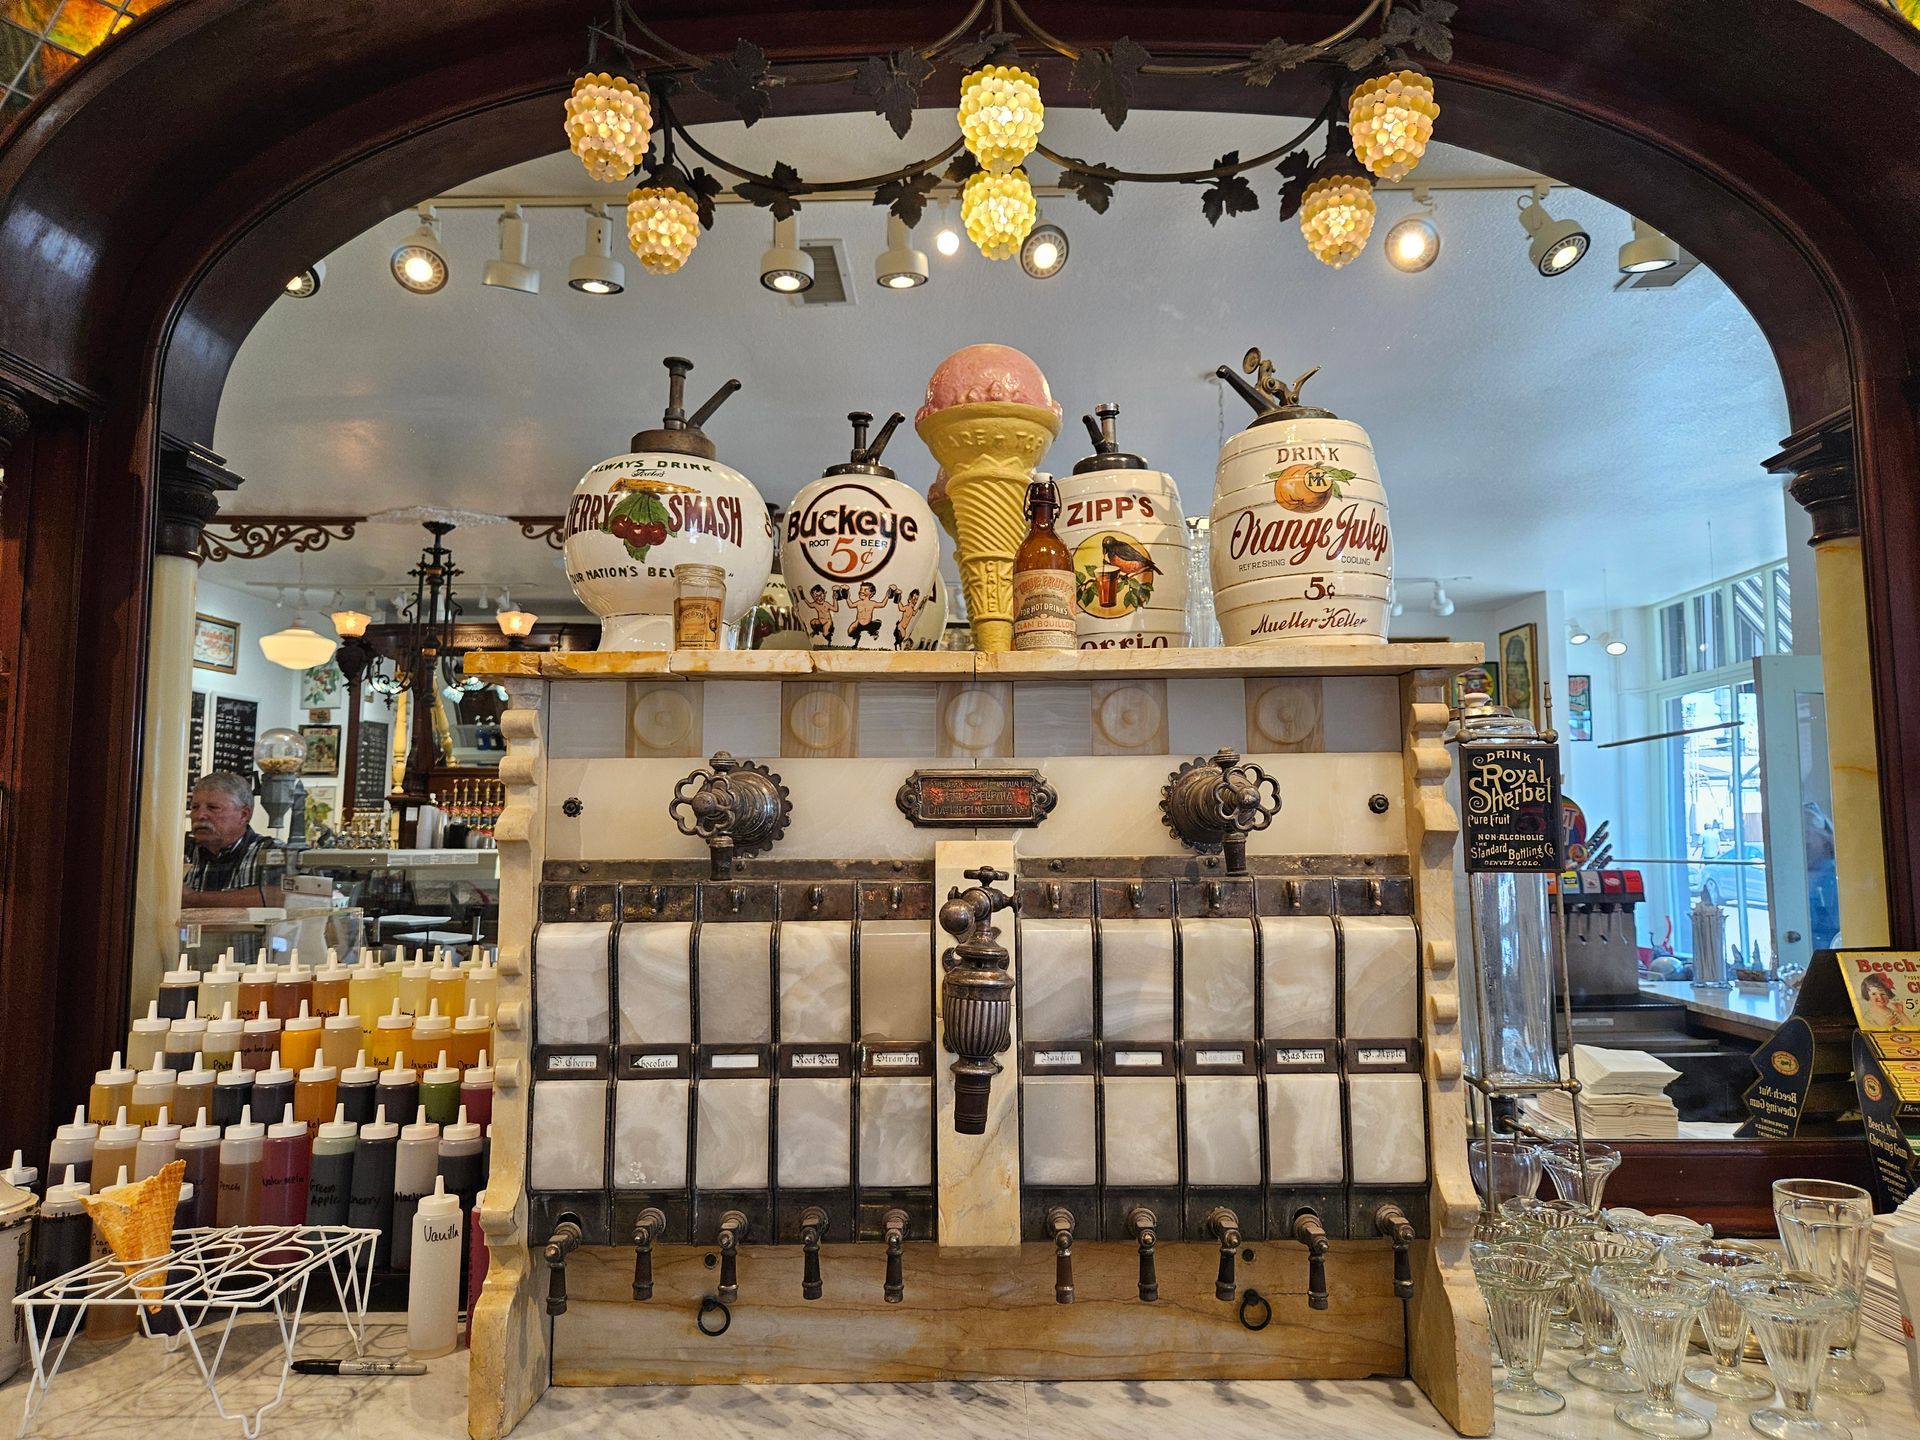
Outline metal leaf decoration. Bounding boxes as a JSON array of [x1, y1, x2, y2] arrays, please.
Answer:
[[695, 39, 774, 126], [1332, 33, 1392, 71], [945, 149, 982, 185], [1060, 167, 1115, 215], [734, 161, 807, 221], [1275, 149, 1314, 222], [1200, 153, 1259, 226], [1245, 38, 1319, 87], [1383, 0, 1458, 63], [873, 171, 942, 229], [653, 162, 725, 230], [947, 31, 1016, 73], [1070, 35, 1149, 130], [854, 50, 936, 139]]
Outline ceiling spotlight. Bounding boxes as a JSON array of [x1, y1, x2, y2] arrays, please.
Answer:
[[875, 215, 929, 289], [1383, 189, 1439, 273], [759, 214, 814, 293], [390, 206, 449, 294], [567, 205, 626, 295], [933, 202, 961, 257], [1431, 583, 1455, 617], [1568, 619, 1591, 645], [482, 203, 540, 294], [1517, 188, 1588, 277], [1605, 635, 1629, 656], [1020, 219, 1069, 279], [1618, 216, 1679, 274], [284, 260, 325, 298]]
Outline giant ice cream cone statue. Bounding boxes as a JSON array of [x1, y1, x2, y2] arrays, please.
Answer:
[[915, 345, 1062, 651]]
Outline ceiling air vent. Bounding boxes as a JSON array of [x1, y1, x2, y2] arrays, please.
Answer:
[[793, 240, 854, 305], [1614, 253, 1700, 291]]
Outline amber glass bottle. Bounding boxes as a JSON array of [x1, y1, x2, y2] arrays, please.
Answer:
[[1011, 477, 1076, 651]]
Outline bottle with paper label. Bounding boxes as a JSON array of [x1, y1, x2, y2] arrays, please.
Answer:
[[1011, 475, 1075, 651]]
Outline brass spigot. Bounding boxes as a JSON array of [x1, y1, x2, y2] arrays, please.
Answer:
[[1206, 1207, 1242, 1302], [1159, 749, 1281, 876], [1128, 1206, 1159, 1302], [938, 866, 1020, 1135], [1374, 1202, 1417, 1300], [630, 1207, 666, 1302], [1293, 1209, 1331, 1311], [1046, 1207, 1076, 1304], [543, 1217, 585, 1316], [800, 1206, 828, 1301], [668, 753, 792, 880], [716, 1210, 747, 1303], [882, 1208, 908, 1304]]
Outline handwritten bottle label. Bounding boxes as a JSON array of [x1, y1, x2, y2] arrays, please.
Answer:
[[1011, 570, 1076, 650]]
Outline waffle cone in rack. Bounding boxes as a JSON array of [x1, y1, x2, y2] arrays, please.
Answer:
[[915, 402, 1061, 651], [82, 1158, 183, 1310]]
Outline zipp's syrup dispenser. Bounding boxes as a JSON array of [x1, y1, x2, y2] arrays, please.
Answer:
[[1160, 749, 1281, 875], [937, 867, 1020, 1135], [668, 752, 792, 879]]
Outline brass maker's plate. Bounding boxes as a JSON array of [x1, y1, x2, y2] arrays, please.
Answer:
[[896, 768, 1058, 828]]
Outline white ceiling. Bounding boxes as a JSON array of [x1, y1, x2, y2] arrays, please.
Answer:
[[211, 107, 1791, 621]]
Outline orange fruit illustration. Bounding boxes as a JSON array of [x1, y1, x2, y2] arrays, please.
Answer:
[[1268, 462, 1348, 514]]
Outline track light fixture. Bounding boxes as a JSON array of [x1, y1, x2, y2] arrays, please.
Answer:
[[482, 203, 541, 294], [933, 201, 961, 257], [875, 215, 929, 289], [1618, 217, 1679, 274], [1517, 188, 1588, 276], [1019, 218, 1068, 279], [1430, 582, 1455, 617], [567, 206, 626, 295], [1602, 632, 1629, 656], [1383, 188, 1439, 273], [391, 206, 449, 294], [284, 260, 324, 298], [1568, 619, 1591, 645], [759, 214, 814, 293]]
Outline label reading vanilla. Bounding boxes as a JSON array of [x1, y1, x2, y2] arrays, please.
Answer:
[[1011, 570, 1076, 650]]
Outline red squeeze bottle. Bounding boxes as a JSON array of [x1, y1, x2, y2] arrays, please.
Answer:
[[458, 1050, 495, 1132], [259, 1104, 312, 1226]]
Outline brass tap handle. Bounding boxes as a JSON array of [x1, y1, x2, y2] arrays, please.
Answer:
[[543, 1218, 585, 1317], [668, 753, 792, 880], [1374, 1203, 1416, 1300], [1128, 1207, 1159, 1302], [1206, 1207, 1242, 1302], [1046, 1207, 1075, 1305], [716, 1210, 747, 1304], [882, 1209, 908, 1304], [800, 1206, 828, 1302], [631, 1207, 666, 1302], [1293, 1210, 1332, 1311]]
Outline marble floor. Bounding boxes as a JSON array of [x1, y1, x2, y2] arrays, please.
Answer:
[[0, 1316, 1913, 1440]]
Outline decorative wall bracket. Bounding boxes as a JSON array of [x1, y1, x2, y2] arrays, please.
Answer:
[[668, 751, 792, 878], [1160, 748, 1281, 875], [198, 515, 360, 562]]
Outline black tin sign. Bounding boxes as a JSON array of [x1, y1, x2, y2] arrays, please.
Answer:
[[1852, 1032, 1920, 1209], [1460, 741, 1563, 873], [1737, 1015, 1818, 1139], [896, 768, 1057, 828]]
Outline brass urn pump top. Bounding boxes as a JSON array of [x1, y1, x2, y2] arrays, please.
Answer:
[[1215, 347, 1336, 426], [1160, 748, 1282, 876], [823, 409, 907, 479], [938, 864, 1020, 1135], [629, 355, 743, 459], [668, 751, 792, 879]]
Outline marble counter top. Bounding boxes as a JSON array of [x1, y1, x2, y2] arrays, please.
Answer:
[[1639, 980, 1797, 1039], [3, 1318, 1912, 1440]]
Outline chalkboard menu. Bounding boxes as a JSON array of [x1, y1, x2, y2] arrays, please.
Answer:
[[187, 691, 206, 802], [354, 718, 391, 809], [1459, 740, 1562, 873], [210, 695, 259, 776]]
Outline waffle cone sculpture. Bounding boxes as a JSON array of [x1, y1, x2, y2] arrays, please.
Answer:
[[83, 1158, 183, 1310], [915, 346, 1062, 651]]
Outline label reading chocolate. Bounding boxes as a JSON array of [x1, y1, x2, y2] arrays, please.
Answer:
[[1011, 569, 1076, 650], [634, 1052, 678, 1071]]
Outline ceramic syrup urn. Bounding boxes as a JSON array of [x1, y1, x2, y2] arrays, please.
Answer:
[[1209, 349, 1393, 645], [1056, 403, 1190, 650], [564, 356, 776, 651], [782, 412, 941, 650]]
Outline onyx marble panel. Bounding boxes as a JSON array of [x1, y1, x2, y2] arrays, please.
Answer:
[[698, 923, 773, 1045], [612, 1079, 689, 1189], [616, 922, 691, 1046], [1099, 921, 1175, 1043], [1020, 1075, 1096, 1187], [778, 921, 853, 1044], [534, 922, 612, 1047], [1258, 917, 1337, 1039], [1180, 918, 1257, 1041], [1346, 1073, 1427, 1185], [1020, 917, 1094, 1042], [695, 1079, 771, 1190]]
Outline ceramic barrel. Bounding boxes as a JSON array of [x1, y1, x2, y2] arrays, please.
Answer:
[[1209, 416, 1393, 645], [781, 473, 940, 651], [1055, 468, 1190, 650]]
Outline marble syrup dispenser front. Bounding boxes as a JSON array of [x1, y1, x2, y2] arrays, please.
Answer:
[[523, 749, 1429, 1317]]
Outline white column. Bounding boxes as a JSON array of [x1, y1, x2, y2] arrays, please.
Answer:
[[131, 550, 198, 1015]]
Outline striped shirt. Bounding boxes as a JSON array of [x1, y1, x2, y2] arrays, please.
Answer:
[[183, 827, 283, 901]]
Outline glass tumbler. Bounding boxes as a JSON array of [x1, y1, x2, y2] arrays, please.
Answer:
[[1471, 1249, 1573, 1415], [1592, 1260, 1714, 1440], [1541, 1139, 1622, 1210], [1468, 1138, 1545, 1207], [1771, 1178, 1881, 1397], [1672, 1239, 1779, 1402], [1547, 1224, 1658, 1392], [1735, 1272, 1858, 1440], [1502, 1196, 1595, 1347]]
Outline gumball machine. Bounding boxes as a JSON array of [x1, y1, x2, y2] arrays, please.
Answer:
[[254, 727, 309, 849]]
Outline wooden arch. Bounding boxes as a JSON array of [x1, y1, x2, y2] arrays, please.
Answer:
[[3, 0, 1919, 1155]]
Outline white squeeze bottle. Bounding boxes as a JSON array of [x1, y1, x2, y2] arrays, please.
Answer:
[[407, 1175, 463, 1358]]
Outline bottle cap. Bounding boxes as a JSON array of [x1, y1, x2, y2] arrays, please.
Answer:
[[130, 1001, 169, 1038], [243, 1004, 282, 1035], [412, 1001, 451, 1040], [176, 1181, 195, 1207], [254, 1050, 295, 1087], [375, 1001, 412, 1031], [54, 1105, 99, 1143], [429, 956, 462, 980], [162, 955, 198, 985], [178, 1052, 215, 1085], [267, 1105, 307, 1140], [95, 1051, 136, 1087], [340, 1049, 378, 1087], [315, 949, 350, 980], [2, 1149, 38, 1189], [42, 1166, 89, 1210], [169, 1007, 209, 1044], [298, 1056, 338, 1084], [278, 958, 313, 983], [98, 1107, 141, 1148], [464, 1050, 495, 1087], [224, 1106, 265, 1143], [284, 1001, 322, 1034], [142, 1108, 181, 1142], [353, 950, 382, 977], [439, 1103, 481, 1147], [216, 1063, 253, 1088], [416, 1173, 459, 1220], [206, 1003, 244, 1043], [422, 1051, 458, 1086], [205, 954, 240, 985], [323, 1010, 360, 1034], [180, 1109, 220, 1145], [317, 1104, 357, 1143], [105, 1165, 132, 1191], [402, 951, 432, 977], [358, 1104, 400, 1143], [379, 1050, 418, 1084], [134, 1059, 174, 1088], [453, 999, 490, 1034], [400, 1106, 440, 1143]]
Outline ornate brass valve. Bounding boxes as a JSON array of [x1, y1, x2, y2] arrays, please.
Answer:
[[1293, 1209, 1332, 1311], [1373, 1202, 1417, 1300], [630, 1207, 666, 1302], [543, 1217, 585, 1316], [1160, 749, 1281, 876], [938, 865, 1020, 1136], [669, 752, 792, 879]]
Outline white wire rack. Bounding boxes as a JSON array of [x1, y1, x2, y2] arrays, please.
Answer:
[[11, 1225, 379, 1440]]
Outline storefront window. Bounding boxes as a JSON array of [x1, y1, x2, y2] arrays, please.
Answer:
[[1662, 684, 1766, 966]]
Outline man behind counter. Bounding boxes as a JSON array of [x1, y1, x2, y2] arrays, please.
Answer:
[[183, 771, 285, 907]]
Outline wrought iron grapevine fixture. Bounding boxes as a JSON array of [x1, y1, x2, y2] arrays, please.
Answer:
[[567, 0, 1455, 267]]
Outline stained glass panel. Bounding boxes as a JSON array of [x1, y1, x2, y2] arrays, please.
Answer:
[[2, 0, 169, 125]]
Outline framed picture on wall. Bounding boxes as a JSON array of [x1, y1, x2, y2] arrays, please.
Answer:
[[1567, 674, 1594, 742], [192, 613, 239, 673], [299, 661, 343, 709], [1498, 622, 1540, 727], [1449, 662, 1500, 712], [299, 723, 341, 775]]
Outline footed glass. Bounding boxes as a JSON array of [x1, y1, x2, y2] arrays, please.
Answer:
[[1468, 1216, 1534, 1368], [1469, 1138, 1545, 1206], [1735, 1272, 1857, 1440], [1592, 1260, 1713, 1439], [1547, 1224, 1658, 1393], [1771, 1178, 1882, 1397], [1672, 1240, 1779, 1402], [1541, 1139, 1622, 1210], [1471, 1249, 1572, 1415], [1601, 1207, 1713, 1255], [1502, 1197, 1595, 1346]]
